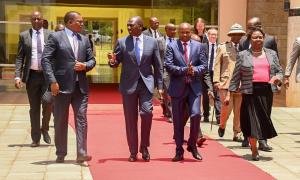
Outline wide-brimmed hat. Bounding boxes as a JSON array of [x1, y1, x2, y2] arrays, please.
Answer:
[[227, 23, 245, 36]]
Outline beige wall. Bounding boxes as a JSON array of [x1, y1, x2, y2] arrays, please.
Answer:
[[218, 0, 247, 43], [286, 0, 300, 107]]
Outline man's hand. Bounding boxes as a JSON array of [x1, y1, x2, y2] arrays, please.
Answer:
[[107, 52, 116, 64], [51, 82, 59, 96], [213, 82, 220, 91], [284, 77, 289, 89], [74, 60, 86, 71], [224, 91, 230, 106], [15, 79, 22, 89], [187, 64, 194, 76], [158, 89, 164, 100], [208, 90, 215, 99]]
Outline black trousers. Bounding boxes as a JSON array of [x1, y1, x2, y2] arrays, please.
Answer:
[[26, 70, 52, 143]]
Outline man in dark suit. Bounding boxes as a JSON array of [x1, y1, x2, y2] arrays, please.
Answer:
[[108, 16, 163, 162], [157, 23, 176, 123], [143, 17, 163, 39], [201, 28, 221, 123], [41, 11, 96, 163], [239, 17, 278, 56], [14, 11, 52, 147], [239, 17, 277, 150], [165, 22, 207, 161]]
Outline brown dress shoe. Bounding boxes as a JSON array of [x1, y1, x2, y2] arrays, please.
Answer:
[[30, 141, 40, 147], [76, 155, 92, 163], [197, 137, 206, 147]]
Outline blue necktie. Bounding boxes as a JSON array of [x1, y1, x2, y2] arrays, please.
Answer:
[[209, 44, 215, 72], [135, 37, 140, 65]]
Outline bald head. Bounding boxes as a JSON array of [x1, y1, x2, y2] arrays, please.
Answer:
[[149, 17, 159, 30], [165, 23, 176, 38], [31, 11, 43, 30], [178, 22, 192, 42], [247, 17, 262, 33]]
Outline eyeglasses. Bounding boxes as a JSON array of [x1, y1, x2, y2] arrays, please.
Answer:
[[251, 36, 264, 40]]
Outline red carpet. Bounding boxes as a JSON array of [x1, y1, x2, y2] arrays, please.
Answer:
[[69, 84, 274, 180]]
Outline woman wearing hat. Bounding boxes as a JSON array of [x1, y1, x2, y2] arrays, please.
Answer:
[[228, 27, 283, 161]]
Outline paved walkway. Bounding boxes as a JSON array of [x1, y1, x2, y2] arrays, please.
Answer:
[[0, 101, 299, 179]]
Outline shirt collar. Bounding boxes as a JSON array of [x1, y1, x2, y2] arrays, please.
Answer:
[[32, 28, 43, 34], [133, 34, 143, 41], [150, 28, 157, 33], [181, 40, 190, 46], [64, 27, 75, 37], [209, 41, 216, 46]]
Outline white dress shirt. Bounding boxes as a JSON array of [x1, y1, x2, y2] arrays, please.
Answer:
[[65, 27, 78, 58], [133, 34, 144, 62], [150, 28, 160, 39], [181, 40, 190, 62], [208, 42, 217, 70], [30, 28, 44, 70]]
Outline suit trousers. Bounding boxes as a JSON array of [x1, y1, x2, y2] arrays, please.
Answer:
[[53, 82, 88, 157], [202, 72, 221, 120], [172, 85, 201, 154], [122, 79, 153, 155], [26, 70, 52, 142], [219, 89, 242, 136]]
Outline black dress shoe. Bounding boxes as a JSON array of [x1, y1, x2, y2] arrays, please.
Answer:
[[140, 147, 150, 162], [196, 137, 206, 147], [30, 141, 40, 147], [241, 138, 249, 147], [56, 156, 65, 163], [42, 130, 51, 144], [218, 127, 225, 137], [203, 117, 209, 122], [187, 146, 202, 160], [258, 141, 272, 152], [76, 155, 92, 163], [172, 153, 184, 162], [128, 154, 137, 162]]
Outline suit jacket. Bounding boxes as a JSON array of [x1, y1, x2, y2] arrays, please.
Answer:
[[239, 34, 278, 57], [285, 37, 300, 82], [110, 35, 163, 95], [143, 28, 163, 39], [165, 39, 207, 97], [229, 48, 283, 94], [213, 41, 238, 89], [15, 28, 52, 83], [41, 30, 96, 94]]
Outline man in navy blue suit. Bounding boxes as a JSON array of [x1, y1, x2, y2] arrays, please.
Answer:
[[108, 16, 163, 162], [165, 23, 207, 161]]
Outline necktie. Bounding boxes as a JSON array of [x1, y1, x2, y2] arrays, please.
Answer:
[[135, 37, 141, 65], [209, 44, 215, 72], [36, 31, 42, 70], [234, 43, 238, 52], [183, 42, 188, 64], [154, 30, 157, 39], [72, 33, 78, 59], [169, 37, 172, 43]]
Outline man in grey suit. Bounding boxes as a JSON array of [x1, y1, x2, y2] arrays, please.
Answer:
[[157, 23, 176, 123], [14, 11, 52, 147], [41, 11, 96, 163], [239, 17, 277, 150], [165, 23, 207, 161], [143, 17, 164, 39], [285, 37, 300, 87], [108, 16, 163, 162]]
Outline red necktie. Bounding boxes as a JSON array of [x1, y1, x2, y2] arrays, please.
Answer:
[[183, 42, 188, 64]]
